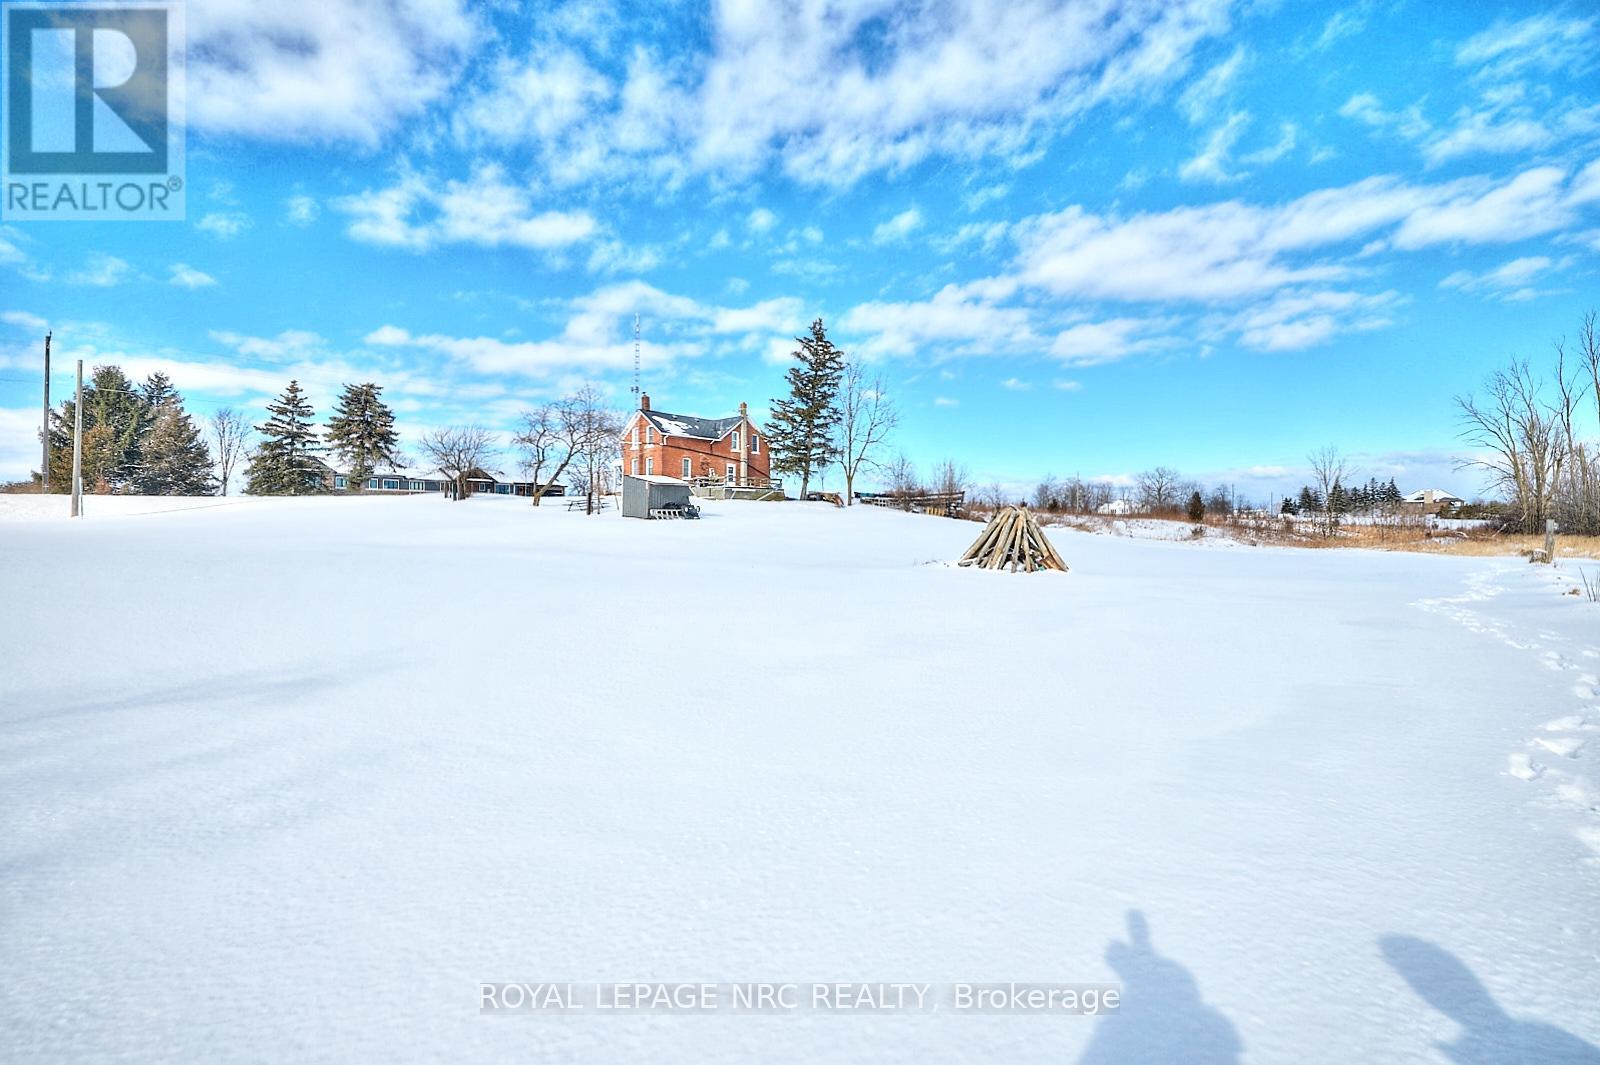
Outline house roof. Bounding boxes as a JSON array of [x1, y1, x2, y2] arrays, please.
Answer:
[[625, 474, 690, 485], [637, 408, 743, 441], [1403, 489, 1463, 502]]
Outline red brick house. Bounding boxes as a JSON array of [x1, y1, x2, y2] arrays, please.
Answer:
[[619, 394, 773, 486]]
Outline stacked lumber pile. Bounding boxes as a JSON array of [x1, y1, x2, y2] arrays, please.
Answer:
[[957, 506, 1069, 573]]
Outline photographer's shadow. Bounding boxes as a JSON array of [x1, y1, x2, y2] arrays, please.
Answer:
[[1078, 910, 1242, 1064], [1381, 935, 1600, 1063]]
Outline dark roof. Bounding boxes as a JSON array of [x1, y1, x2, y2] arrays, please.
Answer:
[[638, 408, 743, 441]]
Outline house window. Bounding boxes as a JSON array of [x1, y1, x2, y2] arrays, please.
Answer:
[[726, 463, 736, 483], [409, 481, 423, 491], [367, 478, 378, 489], [682, 457, 691, 478], [383, 478, 397, 490], [646, 426, 654, 444], [646, 457, 654, 475], [631, 457, 639, 475], [751, 433, 759, 454], [335, 476, 346, 489], [631, 426, 639, 447], [731, 430, 740, 451]]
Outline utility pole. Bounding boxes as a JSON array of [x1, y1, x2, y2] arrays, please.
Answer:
[[71, 359, 83, 518], [41, 331, 51, 492], [631, 313, 641, 404]]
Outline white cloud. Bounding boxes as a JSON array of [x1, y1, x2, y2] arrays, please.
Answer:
[[440, 0, 1234, 190], [285, 195, 320, 226], [336, 164, 597, 254], [1, 310, 48, 333], [1455, 13, 1596, 82], [67, 254, 132, 287], [452, 45, 612, 146], [1180, 110, 1250, 183], [872, 208, 924, 244], [168, 263, 218, 289], [933, 396, 960, 408], [1000, 377, 1032, 391], [1049, 317, 1174, 365], [210, 329, 327, 362], [840, 281, 1034, 359], [746, 207, 778, 234], [1338, 92, 1431, 141], [197, 212, 251, 239], [1241, 122, 1297, 165], [1014, 162, 1600, 302], [1390, 166, 1573, 248], [0, 226, 27, 266], [1421, 109, 1552, 167], [1177, 45, 1245, 125], [366, 280, 805, 378], [186, 0, 481, 145], [1223, 289, 1400, 351], [1310, 7, 1369, 52], [963, 184, 1010, 212], [1439, 255, 1566, 302]]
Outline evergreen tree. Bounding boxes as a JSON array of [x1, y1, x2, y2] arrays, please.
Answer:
[[1384, 478, 1403, 507], [136, 373, 217, 495], [1280, 496, 1299, 515], [1328, 479, 1350, 514], [246, 380, 326, 495], [47, 365, 149, 493], [325, 382, 402, 489], [1297, 485, 1322, 513], [765, 318, 845, 498], [1186, 490, 1206, 522]]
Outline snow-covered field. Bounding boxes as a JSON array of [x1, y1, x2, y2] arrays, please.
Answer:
[[3, 495, 1598, 1063]]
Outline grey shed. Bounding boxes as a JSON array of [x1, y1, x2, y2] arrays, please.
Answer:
[[621, 474, 692, 519]]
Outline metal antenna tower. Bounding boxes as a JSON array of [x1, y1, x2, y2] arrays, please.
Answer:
[[631, 313, 641, 402]]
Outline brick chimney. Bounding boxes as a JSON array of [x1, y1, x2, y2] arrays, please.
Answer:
[[739, 402, 750, 484], [640, 393, 650, 411]]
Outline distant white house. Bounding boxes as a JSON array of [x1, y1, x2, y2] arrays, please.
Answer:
[[1096, 498, 1134, 516], [1401, 488, 1464, 514]]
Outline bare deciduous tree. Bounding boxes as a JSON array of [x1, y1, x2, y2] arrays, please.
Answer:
[[418, 425, 496, 502], [930, 458, 970, 498], [513, 395, 588, 506], [1456, 362, 1567, 534], [883, 452, 920, 503], [564, 385, 623, 515], [1136, 467, 1181, 513], [836, 363, 898, 505], [208, 406, 250, 496], [1307, 445, 1350, 538]]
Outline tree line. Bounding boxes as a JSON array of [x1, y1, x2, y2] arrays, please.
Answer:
[[31, 368, 407, 498], [39, 367, 217, 495], [1457, 310, 1600, 535]]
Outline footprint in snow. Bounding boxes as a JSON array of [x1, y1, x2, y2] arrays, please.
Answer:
[[1508, 753, 1545, 781], [1535, 736, 1585, 758], [1543, 715, 1591, 732]]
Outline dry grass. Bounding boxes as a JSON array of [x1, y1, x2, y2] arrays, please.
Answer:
[[989, 506, 1600, 559], [1243, 519, 1600, 558]]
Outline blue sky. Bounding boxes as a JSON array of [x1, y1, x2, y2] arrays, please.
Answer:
[[2, 0, 1598, 500]]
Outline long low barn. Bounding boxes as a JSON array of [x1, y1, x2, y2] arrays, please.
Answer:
[[332, 467, 566, 497]]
